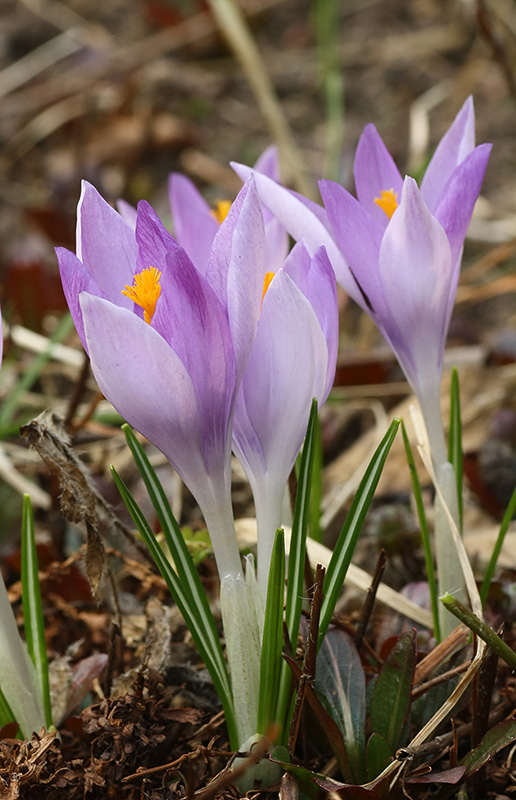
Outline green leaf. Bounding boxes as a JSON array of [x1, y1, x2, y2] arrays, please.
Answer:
[[480, 482, 516, 606], [257, 529, 285, 734], [447, 367, 463, 532], [0, 314, 75, 435], [366, 732, 392, 782], [401, 421, 440, 641], [0, 685, 15, 730], [21, 495, 52, 729], [276, 400, 319, 731], [110, 465, 238, 748], [309, 413, 323, 544], [370, 630, 416, 752], [314, 628, 366, 783], [319, 419, 400, 645]]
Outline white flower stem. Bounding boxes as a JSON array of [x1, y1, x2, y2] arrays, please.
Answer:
[[254, 480, 285, 602], [420, 388, 467, 638]]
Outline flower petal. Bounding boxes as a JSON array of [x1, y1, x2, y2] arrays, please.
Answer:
[[56, 247, 104, 352], [76, 181, 137, 305], [353, 123, 403, 226], [319, 179, 385, 315], [231, 162, 353, 292], [377, 177, 453, 395], [434, 143, 492, 266], [421, 96, 476, 213], [152, 247, 237, 472], [168, 173, 219, 275], [233, 270, 328, 489], [206, 176, 266, 384], [80, 293, 209, 491]]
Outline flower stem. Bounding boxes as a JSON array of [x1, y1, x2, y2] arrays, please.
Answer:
[[420, 389, 466, 639]]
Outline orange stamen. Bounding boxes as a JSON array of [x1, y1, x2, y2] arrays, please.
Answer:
[[261, 272, 275, 308], [122, 266, 162, 324], [211, 200, 232, 224], [374, 188, 399, 220]]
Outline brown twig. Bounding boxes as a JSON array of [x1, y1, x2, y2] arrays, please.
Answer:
[[288, 564, 325, 756], [354, 548, 387, 650]]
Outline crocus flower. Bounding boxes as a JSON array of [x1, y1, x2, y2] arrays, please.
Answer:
[[232, 97, 491, 459], [57, 177, 266, 583], [232, 243, 338, 599]]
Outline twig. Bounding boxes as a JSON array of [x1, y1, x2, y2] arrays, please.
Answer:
[[288, 564, 325, 755], [354, 548, 386, 649]]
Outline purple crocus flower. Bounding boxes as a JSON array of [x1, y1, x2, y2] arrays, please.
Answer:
[[233, 98, 491, 450], [57, 176, 266, 582], [232, 243, 338, 598]]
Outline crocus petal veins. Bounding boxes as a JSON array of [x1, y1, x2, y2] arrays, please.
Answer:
[[374, 188, 399, 219], [211, 200, 232, 224], [122, 266, 162, 324]]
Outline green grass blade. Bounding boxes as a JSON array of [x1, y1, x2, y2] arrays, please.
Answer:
[[0, 314, 75, 435], [318, 419, 400, 646], [276, 400, 319, 730], [313, 0, 345, 180], [110, 466, 237, 747], [0, 685, 15, 730], [257, 529, 285, 735], [121, 425, 228, 670], [309, 413, 323, 544], [401, 421, 440, 641], [480, 484, 516, 607], [21, 495, 52, 729], [448, 367, 463, 532]]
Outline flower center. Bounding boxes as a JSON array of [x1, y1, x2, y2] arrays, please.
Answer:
[[122, 266, 162, 324], [211, 200, 232, 224], [374, 188, 398, 219]]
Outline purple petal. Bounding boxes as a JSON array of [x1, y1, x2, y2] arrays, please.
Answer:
[[319, 179, 386, 315], [153, 247, 236, 472], [116, 199, 137, 230], [353, 123, 403, 226], [233, 270, 328, 487], [264, 216, 289, 273], [231, 162, 353, 293], [282, 243, 338, 401], [168, 173, 219, 275], [434, 143, 492, 266], [421, 96, 476, 213], [253, 145, 281, 181], [76, 182, 137, 305], [56, 247, 104, 353], [80, 293, 210, 494], [377, 178, 453, 395], [206, 177, 266, 384], [135, 200, 179, 273]]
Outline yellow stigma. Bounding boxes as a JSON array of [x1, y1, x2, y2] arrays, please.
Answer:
[[122, 266, 162, 324], [374, 188, 399, 220], [261, 271, 275, 307], [211, 199, 232, 224]]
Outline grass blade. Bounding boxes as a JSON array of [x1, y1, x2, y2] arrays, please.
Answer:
[[480, 483, 516, 607], [448, 367, 463, 532], [401, 421, 440, 640], [276, 400, 319, 729], [318, 419, 400, 645], [21, 494, 52, 729], [257, 529, 285, 734], [110, 466, 238, 747]]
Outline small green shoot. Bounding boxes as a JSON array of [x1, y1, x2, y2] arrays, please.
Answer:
[[480, 483, 516, 607], [441, 593, 516, 671], [447, 367, 463, 532], [257, 528, 285, 735], [401, 421, 440, 640], [21, 494, 52, 729], [318, 419, 401, 645]]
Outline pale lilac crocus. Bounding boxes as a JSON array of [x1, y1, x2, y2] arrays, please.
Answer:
[[57, 177, 267, 584], [58, 176, 269, 745], [232, 243, 338, 599], [233, 98, 491, 633]]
